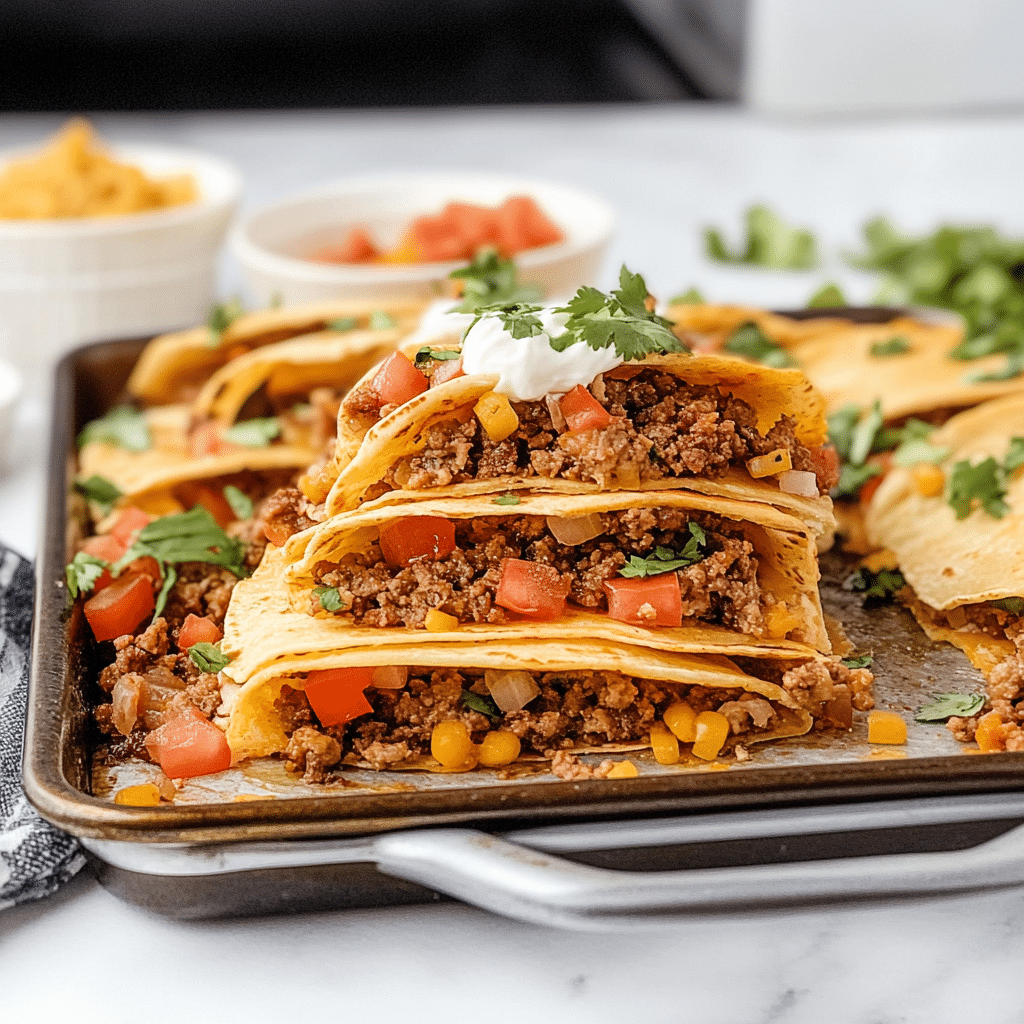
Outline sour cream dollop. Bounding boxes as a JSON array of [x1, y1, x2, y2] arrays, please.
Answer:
[[402, 298, 476, 350], [460, 306, 623, 401]]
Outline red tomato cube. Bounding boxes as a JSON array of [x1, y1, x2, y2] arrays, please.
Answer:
[[321, 226, 380, 264], [109, 506, 152, 547], [373, 352, 429, 408], [603, 573, 682, 628], [145, 709, 232, 779], [378, 516, 456, 567], [430, 357, 465, 387], [559, 385, 611, 433], [304, 667, 375, 727], [83, 570, 155, 642], [494, 558, 569, 620], [495, 195, 563, 255], [177, 613, 223, 650], [807, 444, 839, 493]]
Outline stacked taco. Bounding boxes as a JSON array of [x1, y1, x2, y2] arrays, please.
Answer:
[[217, 269, 874, 782]]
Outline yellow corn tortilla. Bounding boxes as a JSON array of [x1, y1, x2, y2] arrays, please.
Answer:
[[127, 298, 426, 405], [865, 393, 1024, 610], [224, 636, 814, 763], [305, 351, 831, 537]]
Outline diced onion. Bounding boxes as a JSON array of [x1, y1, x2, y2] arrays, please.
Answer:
[[215, 681, 242, 718], [545, 393, 567, 432], [778, 469, 819, 497], [545, 513, 605, 546], [111, 675, 142, 736], [746, 448, 793, 478], [484, 669, 540, 713], [372, 665, 409, 689]]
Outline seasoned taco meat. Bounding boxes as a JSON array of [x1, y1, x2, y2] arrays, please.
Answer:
[[311, 507, 771, 636]]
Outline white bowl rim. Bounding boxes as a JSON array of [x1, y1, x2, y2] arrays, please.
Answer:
[[230, 170, 616, 285], [0, 142, 242, 238]]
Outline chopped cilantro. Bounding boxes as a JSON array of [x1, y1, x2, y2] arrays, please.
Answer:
[[807, 282, 847, 309], [77, 406, 151, 453], [470, 302, 545, 341], [313, 585, 345, 612], [65, 552, 106, 600], [992, 597, 1024, 614], [669, 287, 705, 305], [369, 310, 398, 331], [870, 336, 911, 357], [492, 494, 520, 506], [914, 693, 984, 723], [619, 523, 707, 578], [848, 400, 884, 467], [207, 297, 244, 346], [845, 566, 907, 605], [1004, 437, 1024, 474], [74, 475, 122, 515], [705, 205, 818, 270], [947, 456, 1009, 520], [223, 485, 253, 521], [189, 642, 230, 675], [723, 322, 796, 368], [450, 248, 542, 312], [223, 417, 281, 448], [461, 690, 502, 720], [836, 462, 883, 498], [328, 316, 360, 333], [414, 346, 460, 366], [840, 653, 874, 669]]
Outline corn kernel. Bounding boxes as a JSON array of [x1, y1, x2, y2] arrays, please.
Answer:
[[692, 710, 730, 761], [424, 608, 459, 632], [764, 602, 802, 638], [663, 701, 697, 742], [113, 783, 161, 806], [648, 721, 680, 764], [606, 760, 638, 779], [474, 391, 519, 442], [911, 463, 945, 497], [746, 448, 793, 478], [431, 720, 475, 768], [867, 709, 907, 745], [478, 729, 522, 767], [974, 711, 1004, 753], [134, 493, 185, 517]]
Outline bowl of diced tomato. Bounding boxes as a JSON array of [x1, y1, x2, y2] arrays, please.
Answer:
[[231, 171, 616, 305]]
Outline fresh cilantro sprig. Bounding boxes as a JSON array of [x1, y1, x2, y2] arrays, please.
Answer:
[[946, 436, 1024, 520], [914, 693, 984, 723], [77, 407, 151, 453], [619, 523, 707, 578], [74, 474, 122, 515], [65, 552, 106, 600], [723, 322, 796, 368], [313, 585, 346, 612], [189, 642, 230, 674], [223, 417, 281, 448], [450, 248, 542, 312], [840, 653, 874, 669], [461, 690, 502, 720], [414, 346, 461, 366], [492, 494, 520, 506], [469, 302, 545, 341], [207, 296, 244, 346], [845, 566, 907, 605], [223, 485, 253, 521], [370, 310, 397, 331], [870, 337, 911, 357], [705, 205, 818, 270]]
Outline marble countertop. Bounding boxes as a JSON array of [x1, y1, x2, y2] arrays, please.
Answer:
[[4, 104, 1024, 1022]]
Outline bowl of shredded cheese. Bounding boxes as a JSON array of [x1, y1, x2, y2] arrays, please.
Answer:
[[0, 120, 241, 372]]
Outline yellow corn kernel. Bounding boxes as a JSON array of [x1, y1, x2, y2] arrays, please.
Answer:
[[606, 760, 638, 779], [648, 721, 680, 765], [746, 448, 793, 478], [911, 463, 945, 497], [692, 711, 730, 761], [663, 701, 698, 742], [477, 729, 522, 767], [424, 608, 459, 632], [113, 783, 161, 806], [431, 720, 475, 768], [133, 493, 185, 517], [474, 391, 519, 442], [764, 603, 802, 638], [867, 709, 908, 745], [974, 711, 1004, 753]]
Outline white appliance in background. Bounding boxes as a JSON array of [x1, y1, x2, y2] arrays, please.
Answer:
[[625, 0, 1024, 115]]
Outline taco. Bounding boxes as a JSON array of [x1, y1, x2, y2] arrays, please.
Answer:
[[221, 636, 864, 781], [127, 298, 426, 406]]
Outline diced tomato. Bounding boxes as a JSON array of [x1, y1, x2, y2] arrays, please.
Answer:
[[83, 570, 155, 642], [123, 555, 163, 594], [603, 573, 683, 628], [495, 195, 563, 256], [319, 226, 380, 264], [560, 385, 611, 433], [430, 357, 465, 387], [177, 613, 223, 650], [304, 667, 375, 727], [494, 558, 569, 620], [82, 534, 127, 562], [409, 212, 471, 263], [378, 516, 456, 567], [373, 351, 428, 407], [444, 202, 500, 252], [109, 506, 152, 547], [808, 444, 840, 493], [178, 482, 236, 528], [145, 708, 231, 779], [189, 420, 225, 458]]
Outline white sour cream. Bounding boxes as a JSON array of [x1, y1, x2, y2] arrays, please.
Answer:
[[402, 298, 476, 350], [460, 306, 623, 401]]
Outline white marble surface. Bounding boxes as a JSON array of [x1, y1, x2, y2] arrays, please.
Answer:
[[5, 105, 1024, 1022]]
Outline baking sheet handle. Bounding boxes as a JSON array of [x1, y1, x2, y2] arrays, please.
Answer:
[[372, 823, 1024, 928]]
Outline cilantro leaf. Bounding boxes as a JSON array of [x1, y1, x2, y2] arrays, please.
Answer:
[[840, 653, 874, 669], [807, 282, 847, 309], [669, 287, 705, 305], [827, 405, 861, 463], [153, 563, 176, 620], [845, 567, 906, 605], [619, 523, 706, 577], [207, 297, 244, 346], [914, 693, 984, 723], [223, 485, 254, 521], [492, 494, 520, 506], [77, 407, 151, 453], [870, 336, 911, 357], [189, 642, 230, 674], [116, 506, 247, 579], [65, 552, 106, 600], [723, 323, 796, 368], [328, 316, 359, 332], [369, 310, 397, 331], [313, 585, 345, 612], [947, 456, 1009, 519], [223, 417, 281, 448], [835, 461, 883, 499], [470, 302, 545, 341], [1004, 437, 1024, 474], [74, 474, 122, 515], [705, 205, 818, 269], [450, 248, 542, 312], [848, 400, 884, 467], [892, 439, 949, 467], [461, 690, 502, 720], [992, 597, 1024, 614], [414, 346, 460, 366]]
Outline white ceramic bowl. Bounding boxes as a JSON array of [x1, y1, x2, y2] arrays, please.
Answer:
[[0, 144, 241, 373], [231, 172, 616, 307]]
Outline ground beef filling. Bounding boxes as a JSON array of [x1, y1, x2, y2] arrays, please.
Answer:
[[276, 667, 784, 782], [312, 507, 769, 635], [383, 370, 818, 494]]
